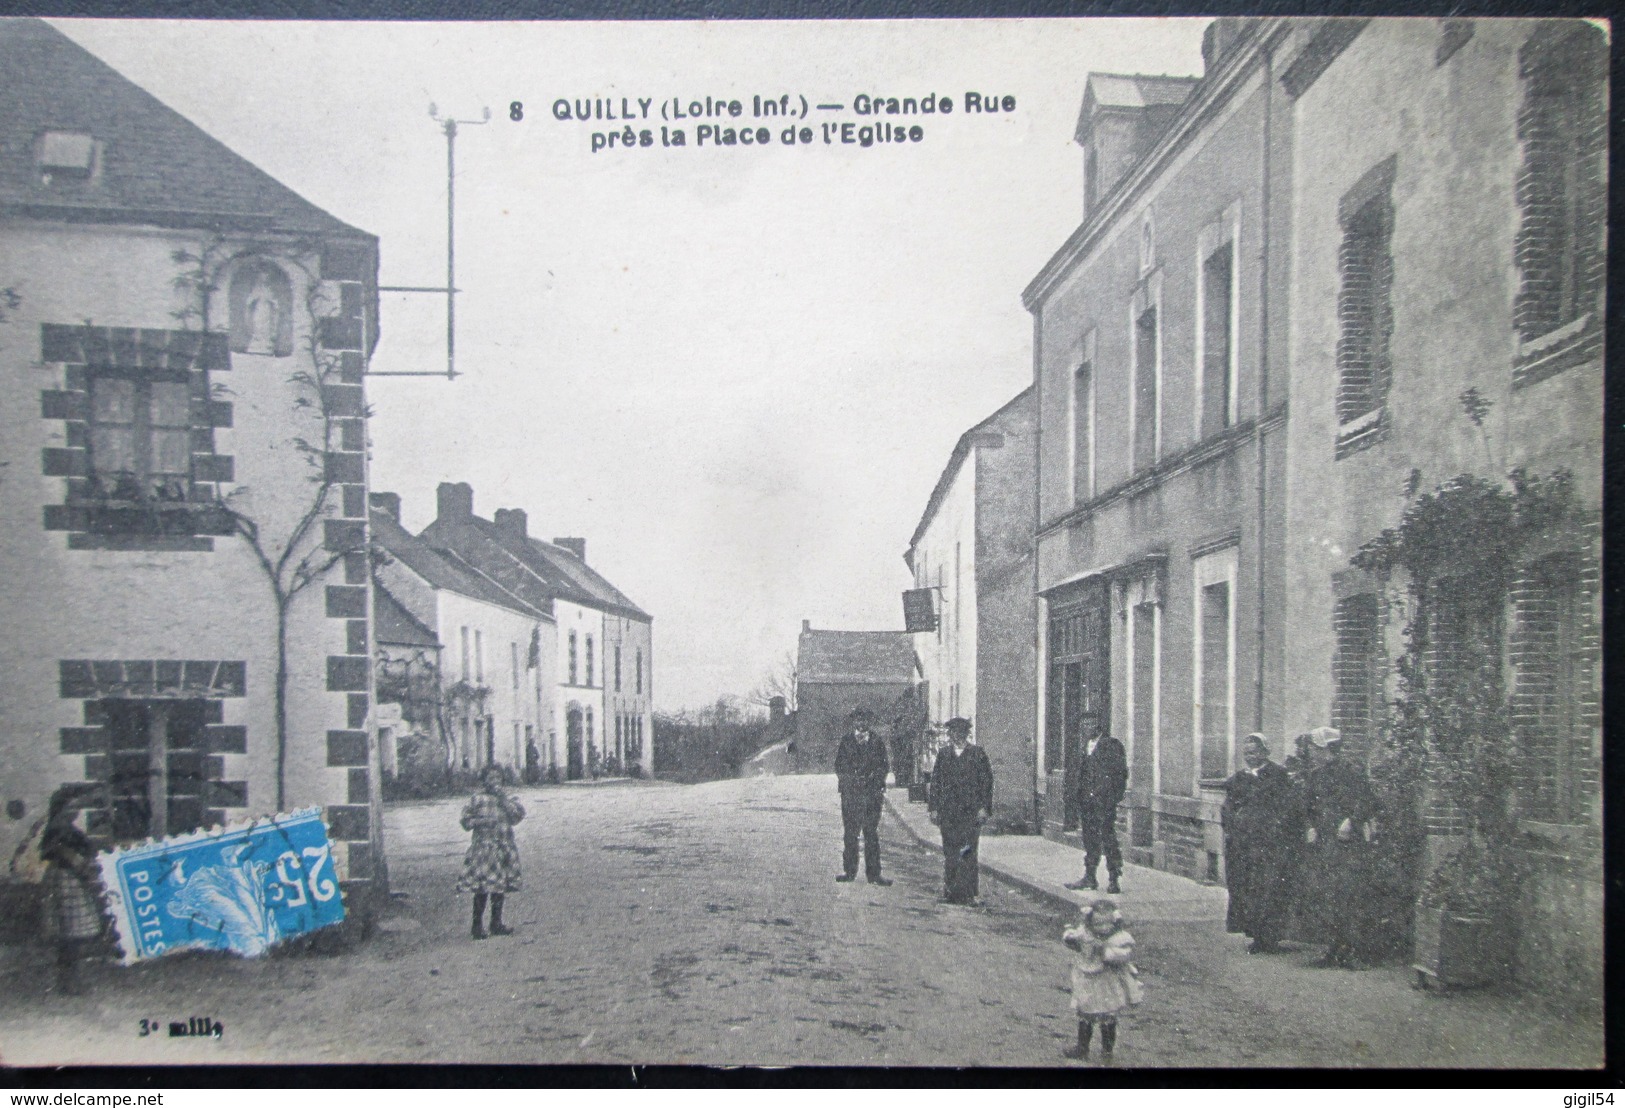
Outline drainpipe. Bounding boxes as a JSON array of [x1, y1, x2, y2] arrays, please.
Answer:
[[1031, 304, 1046, 833], [1254, 40, 1275, 734]]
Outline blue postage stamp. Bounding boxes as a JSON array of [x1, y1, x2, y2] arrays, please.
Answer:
[[97, 807, 345, 963]]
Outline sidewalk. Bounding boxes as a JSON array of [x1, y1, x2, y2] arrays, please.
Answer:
[[885, 792, 1226, 923]]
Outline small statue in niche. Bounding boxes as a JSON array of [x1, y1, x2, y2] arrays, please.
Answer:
[[245, 272, 281, 355], [228, 260, 293, 357]]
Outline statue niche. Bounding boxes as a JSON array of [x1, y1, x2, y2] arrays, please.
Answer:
[[228, 260, 294, 357]]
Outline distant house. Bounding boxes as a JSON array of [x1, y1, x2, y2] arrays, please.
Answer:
[[421, 482, 654, 779], [792, 622, 918, 774], [905, 387, 1036, 828], [0, 20, 386, 907], [370, 492, 554, 779]]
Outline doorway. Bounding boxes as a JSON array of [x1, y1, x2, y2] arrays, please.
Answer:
[[565, 708, 584, 781], [98, 698, 210, 841]]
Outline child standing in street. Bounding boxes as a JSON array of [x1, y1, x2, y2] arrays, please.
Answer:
[[39, 787, 107, 994], [1062, 897, 1142, 1062], [457, 765, 525, 940]]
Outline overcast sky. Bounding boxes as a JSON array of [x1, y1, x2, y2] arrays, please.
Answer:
[[56, 18, 1208, 710]]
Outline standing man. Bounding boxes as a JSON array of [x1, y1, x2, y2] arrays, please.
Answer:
[[1065, 729, 1128, 894], [928, 717, 993, 905], [1302, 726, 1378, 968], [835, 706, 892, 886], [1221, 734, 1301, 953]]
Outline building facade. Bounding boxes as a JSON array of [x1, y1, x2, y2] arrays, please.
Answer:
[[420, 482, 654, 779], [1277, 17, 1604, 1006], [0, 20, 386, 908], [792, 623, 918, 774], [1026, 23, 1294, 878], [370, 494, 555, 778], [906, 388, 1038, 828]]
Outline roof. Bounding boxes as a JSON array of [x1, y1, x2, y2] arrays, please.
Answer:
[[373, 578, 440, 649], [1083, 72, 1201, 111], [371, 508, 549, 620], [422, 512, 650, 622], [797, 629, 917, 686], [906, 387, 1032, 560], [0, 18, 371, 241]]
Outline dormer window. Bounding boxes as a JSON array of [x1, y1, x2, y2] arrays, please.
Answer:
[[35, 130, 100, 182]]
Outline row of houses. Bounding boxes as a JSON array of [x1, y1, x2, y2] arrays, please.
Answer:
[[371, 483, 653, 785], [907, 17, 1602, 1001], [0, 20, 653, 926]]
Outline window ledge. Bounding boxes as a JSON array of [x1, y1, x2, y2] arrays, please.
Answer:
[[1335, 407, 1387, 459], [1514, 315, 1601, 389]]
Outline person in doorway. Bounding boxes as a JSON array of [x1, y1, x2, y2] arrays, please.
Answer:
[[1220, 734, 1301, 953], [1061, 896, 1142, 1063], [39, 787, 106, 995], [1301, 726, 1378, 968], [523, 737, 542, 786], [834, 706, 891, 886], [1065, 729, 1129, 894], [457, 764, 525, 939], [928, 717, 993, 905]]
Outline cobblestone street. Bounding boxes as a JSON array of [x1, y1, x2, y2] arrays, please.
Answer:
[[0, 775, 1603, 1068]]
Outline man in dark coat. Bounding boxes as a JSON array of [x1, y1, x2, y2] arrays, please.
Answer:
[[1301, 727, 1378, 967], [1221, 733, 1301, 953], [1064, 729, 1129, 893], [928, 717, 993, 905], [834, 706, 892, 886]]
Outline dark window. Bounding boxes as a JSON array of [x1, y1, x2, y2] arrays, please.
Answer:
[[1073, 361, 1093, 501], [1201, 243, 1234, 438], [636, 649, 643, 695], [1131, 603, 1157, 787], [585, 636, 595, 687], [615, 645, 623, 692], [1332, 593, 1381, 759], [1198, 581, 1231, 780], [568, 631, 578, 685], [1514, 26, 1607, 357], [100, 699, 210, 841], [1336, 188, 1395, 428], [87, 371, 192, 503], [1133, 307, 1159, 471]]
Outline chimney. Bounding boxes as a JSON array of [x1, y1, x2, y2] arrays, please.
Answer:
[[769, 696, 787, 723], [436, 481, 474, 523], [1201, 17, 1253, 74], [553, 537, 586, 562], [369, 491, 401, 523], [802, 619, 811, 633], [494, 508, 528, 543]]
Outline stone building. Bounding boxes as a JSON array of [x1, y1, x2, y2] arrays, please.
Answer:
[[792, 623, 918, 774], [420, 482, 654, 779], [370, 493, 555, 779], [1276, 16, 1604, 1007], [0, 20, 386, 908], [905, 387, 1037, 828], [1025, 24, 1293, 878]]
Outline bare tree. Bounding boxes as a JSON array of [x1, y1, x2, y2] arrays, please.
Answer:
[[173, 236, 372, 812], [747, 649, 798, 712]]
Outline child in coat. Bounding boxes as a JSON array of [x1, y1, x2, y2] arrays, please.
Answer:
[[1062, 896, 1142, 1061], [39, 788, 107, 994], [457, 765, 526, 939]]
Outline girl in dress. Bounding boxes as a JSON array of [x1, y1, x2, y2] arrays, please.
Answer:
[[1062, 896, 1142, 1062], [39, 787, 106, 993], [457, 765, 525, 939]]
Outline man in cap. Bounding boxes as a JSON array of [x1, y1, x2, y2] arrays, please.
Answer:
[[1220, 734, 1301, 953], [1065, 728, 1129, 894], [1301, 726, 1378, 967], [928, 717, 994, 905], [834, 706, 892, 885]]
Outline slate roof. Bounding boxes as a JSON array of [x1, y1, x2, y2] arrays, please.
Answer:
[[906, 387, 1032, 561], [797, 629, 917, 686], [421, 513, 650, 623], [371, 508, 548, 620], [373, 578, 440, 649], [0, 18, 371, 241]]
